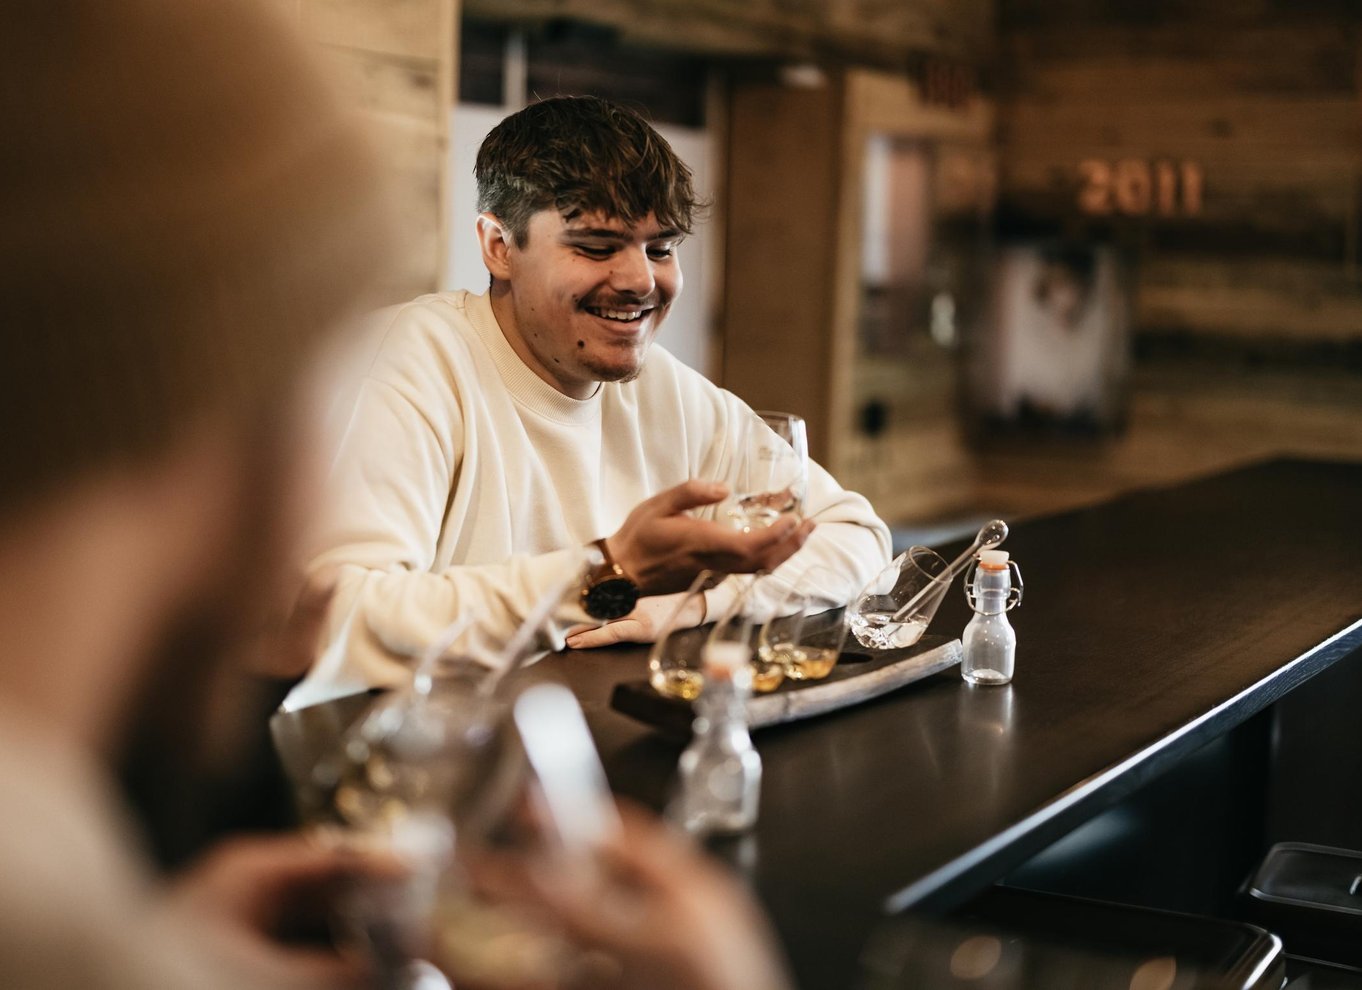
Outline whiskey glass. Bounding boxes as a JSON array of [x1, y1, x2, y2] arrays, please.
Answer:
[[648, 572, 717, 700], [649, 574, 780, 697], [756, 566, 850, 681]]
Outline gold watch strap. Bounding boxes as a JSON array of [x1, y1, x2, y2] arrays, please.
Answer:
[[591, 537, 627, 580]]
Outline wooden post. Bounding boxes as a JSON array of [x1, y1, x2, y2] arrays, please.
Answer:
[[722, 68, 993, 520], [721, 71, 845, 466]]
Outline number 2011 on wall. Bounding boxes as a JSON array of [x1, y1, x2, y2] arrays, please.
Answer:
[[1078, 159, 1204, 217]]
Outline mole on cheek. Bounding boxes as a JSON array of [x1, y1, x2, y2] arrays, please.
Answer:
[[577, 340, 585, 348]]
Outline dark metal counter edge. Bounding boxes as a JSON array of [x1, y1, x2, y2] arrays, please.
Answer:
[[884, 615, 1362, 916]]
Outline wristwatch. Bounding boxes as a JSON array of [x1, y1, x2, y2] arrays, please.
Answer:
[[581, 537, 639, 620]]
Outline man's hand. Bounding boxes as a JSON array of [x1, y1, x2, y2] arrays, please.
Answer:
[[565, 590, 705, 650], [607, 480, 814, 596], [168, 834, 402, 989]]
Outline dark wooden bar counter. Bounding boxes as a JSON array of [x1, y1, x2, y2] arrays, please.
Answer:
[[511, 458, 1362, 988]]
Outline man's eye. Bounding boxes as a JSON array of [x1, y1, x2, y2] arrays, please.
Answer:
[[576, 245, 614, 259], [648, 245, 676, 260]]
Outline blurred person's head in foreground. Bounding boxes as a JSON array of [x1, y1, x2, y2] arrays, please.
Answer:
[[0, 12, 798, 987], [0, 0, 390, 789], [0, 2, 400, 986]]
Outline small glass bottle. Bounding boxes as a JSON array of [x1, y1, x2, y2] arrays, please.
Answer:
[[672, 640, 762, 836], [962, 550, 1023, 686]]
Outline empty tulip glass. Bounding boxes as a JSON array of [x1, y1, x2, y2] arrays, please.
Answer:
[[721, 410, 809, 532], [848, 545, 951, 651]]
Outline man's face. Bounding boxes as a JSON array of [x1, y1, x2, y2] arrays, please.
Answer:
[[496, 209, 683, 397]]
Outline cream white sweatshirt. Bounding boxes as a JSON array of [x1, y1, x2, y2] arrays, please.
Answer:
[[290, 290, 891, 706]]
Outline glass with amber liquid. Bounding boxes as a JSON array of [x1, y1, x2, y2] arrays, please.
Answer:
[[650, 574, 785, 698], [756, 566, 850, 682], [648, 573, 714, 700]]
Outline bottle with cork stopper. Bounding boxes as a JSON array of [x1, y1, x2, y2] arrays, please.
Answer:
[[962, 549, 1024, 685], [670, 634, 762, 836]]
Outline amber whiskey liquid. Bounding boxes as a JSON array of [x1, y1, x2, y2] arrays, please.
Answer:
[[749, 660, 786, 693], [651, 667, 703, 701], [761, 643, 838, 680]]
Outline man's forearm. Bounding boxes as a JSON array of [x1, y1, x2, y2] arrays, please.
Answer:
[[299, 547, 593, 696]]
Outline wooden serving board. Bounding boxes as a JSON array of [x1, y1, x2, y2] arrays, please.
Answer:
[[610, 635, 962, 736]]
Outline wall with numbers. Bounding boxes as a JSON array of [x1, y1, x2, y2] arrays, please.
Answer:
[[956, 1, 1362, 523], [996, 1, 1362, 350]]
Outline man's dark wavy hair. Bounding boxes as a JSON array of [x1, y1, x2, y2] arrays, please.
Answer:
[[475, 95, 699, 244]]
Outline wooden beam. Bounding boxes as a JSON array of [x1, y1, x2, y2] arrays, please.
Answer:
[[464, 0, 992, 63]]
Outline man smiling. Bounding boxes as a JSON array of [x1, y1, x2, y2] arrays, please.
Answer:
[[485, 206, 681, 393], [300, 96, 890, 692]]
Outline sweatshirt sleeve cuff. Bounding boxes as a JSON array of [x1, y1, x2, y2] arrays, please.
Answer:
[[702, 578, 741, 626]]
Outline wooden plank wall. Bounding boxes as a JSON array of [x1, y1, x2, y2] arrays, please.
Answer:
[[285, 0, 456, 301], [968, 2, 1362, 523], [998, 9, 1362, 345]]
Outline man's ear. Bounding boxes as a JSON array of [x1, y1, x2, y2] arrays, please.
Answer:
[[477, 213, 513, 282]]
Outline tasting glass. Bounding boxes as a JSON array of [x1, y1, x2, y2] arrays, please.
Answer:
[[279, 565, 598, 990], [848, 545, 951, 650], [721, 410, 808, 532], [433, 687, 632, 990], [704, 579, 761, 687], [326, 680, 515, 836], [648, 573, 716, 700], [756, 566, 850, 682], [274, 670, 523, 989], [349, 683, 521, 964], [649, 574, 774, 696]]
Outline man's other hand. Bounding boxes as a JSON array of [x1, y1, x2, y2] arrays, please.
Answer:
[[564, 590, 705, 650], [607, 480, 815, 596]]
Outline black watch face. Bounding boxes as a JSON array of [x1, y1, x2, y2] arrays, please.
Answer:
[[584, 577, 638, 620]]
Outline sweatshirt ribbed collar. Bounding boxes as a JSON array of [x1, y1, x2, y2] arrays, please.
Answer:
[[464, 290, 602, 426]]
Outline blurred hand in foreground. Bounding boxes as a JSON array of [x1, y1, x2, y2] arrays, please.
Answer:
[[167, 833, 404, 990], [473, 804, 793, 990]]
